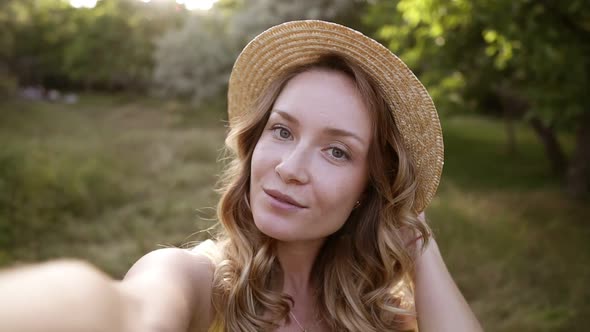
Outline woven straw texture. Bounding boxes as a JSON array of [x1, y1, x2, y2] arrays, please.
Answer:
[[227, 20, 444, 212]]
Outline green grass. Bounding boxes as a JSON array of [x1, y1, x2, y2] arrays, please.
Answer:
[[431, 116, 590, 331], [0, 95, 588, 331], [0, 94, 225, 275]]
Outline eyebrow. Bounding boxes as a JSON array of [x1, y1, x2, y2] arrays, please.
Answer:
[[272, 109, 367, 146]]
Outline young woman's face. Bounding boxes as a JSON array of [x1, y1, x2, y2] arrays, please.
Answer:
[[250, 69, 372, 242]]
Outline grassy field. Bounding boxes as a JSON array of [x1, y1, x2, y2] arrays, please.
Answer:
[[1, 95, 588, 331]]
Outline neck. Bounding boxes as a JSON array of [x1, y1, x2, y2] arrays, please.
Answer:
[[276, 238, 325, 295]]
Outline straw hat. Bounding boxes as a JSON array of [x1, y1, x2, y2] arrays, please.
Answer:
[[227, 20, 443, 212]]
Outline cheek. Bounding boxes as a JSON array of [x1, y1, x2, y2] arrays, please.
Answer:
[[314, 158, 367, 203], [313, 167, 367, 226], [250, 139, 276, 184]]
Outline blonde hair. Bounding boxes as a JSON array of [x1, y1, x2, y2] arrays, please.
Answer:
[[210, 54, 431, 331]]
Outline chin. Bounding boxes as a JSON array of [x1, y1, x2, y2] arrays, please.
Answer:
[[253, 215, 303, 242], [252, 213, 340, 243]]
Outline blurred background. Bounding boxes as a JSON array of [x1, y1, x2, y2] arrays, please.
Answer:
[[1, 0, 589, 330]]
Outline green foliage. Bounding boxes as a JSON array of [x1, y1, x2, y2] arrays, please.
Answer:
[[363, 0, 590, 127], [1, 0, 186, 90], [153, 13, 237, 101], [152, 0, 363, 103], [1, 0, 73, 86], [2, 0, 360, 96], [62, 0, 187, 90]]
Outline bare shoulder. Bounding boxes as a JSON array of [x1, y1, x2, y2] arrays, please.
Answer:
[[124, 243, 216, 283], [118, 241, 219, 332]]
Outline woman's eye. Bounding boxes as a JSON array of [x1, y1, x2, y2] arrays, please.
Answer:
[[272, 126, 292, 140], [328, 147, 349, 160]]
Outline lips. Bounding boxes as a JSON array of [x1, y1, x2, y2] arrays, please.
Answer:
[[263, 188, 307, 208]]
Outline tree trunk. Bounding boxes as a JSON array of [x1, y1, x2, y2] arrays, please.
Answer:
[[528, 117, 568, 176], [504, 110, 517, 156], [566, 112, 590, 198], [495, 85, 527, 156], [494, 86, 571, 180]]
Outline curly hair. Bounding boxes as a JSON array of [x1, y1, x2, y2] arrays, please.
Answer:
[[209, 54, 432, 331]]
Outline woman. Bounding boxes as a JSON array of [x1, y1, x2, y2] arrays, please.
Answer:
[[0, 21, 482, 332]]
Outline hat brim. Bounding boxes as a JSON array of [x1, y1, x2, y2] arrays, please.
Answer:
[[228, 20, 443, 212]]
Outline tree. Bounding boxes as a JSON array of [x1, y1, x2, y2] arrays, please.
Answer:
[[363, 0, 590, 198], [63, 0, 187, 91], [1, 0, 76, 88], [1, 0, 186, 91], [152, 0, 367, 103]]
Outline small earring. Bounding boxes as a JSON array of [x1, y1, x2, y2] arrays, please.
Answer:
[[353, 200, 361, 209]]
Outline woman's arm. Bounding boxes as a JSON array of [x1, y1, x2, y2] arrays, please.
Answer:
[[0, 247, 214, 332], [413, 236, 483, 332], [0, 259, 138, 332]]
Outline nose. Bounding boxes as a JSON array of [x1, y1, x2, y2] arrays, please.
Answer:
[[275, 145, 310, 184]]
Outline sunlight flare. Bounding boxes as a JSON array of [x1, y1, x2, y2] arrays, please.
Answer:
[[176, 0, 218, 11], [69, 0, 219, 11], [69, 0, 98, 8]]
